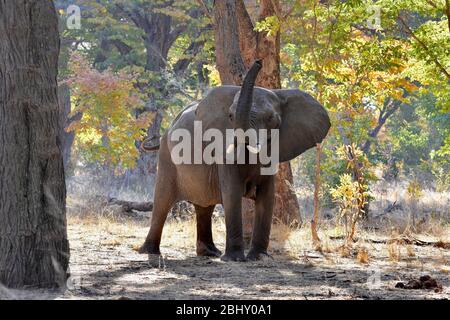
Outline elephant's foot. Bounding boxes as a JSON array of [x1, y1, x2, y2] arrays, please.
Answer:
[[138, 241, 160, 255], [221, 250, 247, 262], [246, 249, 273, 261], [197, 241, 222, 257]]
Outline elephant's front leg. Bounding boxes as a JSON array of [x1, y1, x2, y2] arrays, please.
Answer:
[[219, 167, 246, 262], [247, 175, 274, 261]]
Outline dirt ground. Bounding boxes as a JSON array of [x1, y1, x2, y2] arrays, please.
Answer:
[[1, 210, 448, 300]]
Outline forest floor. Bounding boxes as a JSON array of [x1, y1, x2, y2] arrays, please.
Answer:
[[2, 203, 449, 300]]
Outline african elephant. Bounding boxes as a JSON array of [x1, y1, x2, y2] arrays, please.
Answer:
[[139, 60, 330, 261]]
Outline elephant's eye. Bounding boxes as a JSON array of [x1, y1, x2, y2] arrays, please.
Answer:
[[229, 114, 233, 121]]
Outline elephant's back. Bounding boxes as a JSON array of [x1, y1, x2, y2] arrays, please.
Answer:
[[167, 102, 198, 132]]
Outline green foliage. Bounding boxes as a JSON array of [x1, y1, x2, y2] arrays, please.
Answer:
[[57, 0, 215, 172], [282, 0, 449, 192], [331, 173, 369, 238], [406, 179, 424, 199], [56, 0, 448, 196], [330, 144, 371, 241], [67, 54, 152, 169], [254, 15, 281, 36]]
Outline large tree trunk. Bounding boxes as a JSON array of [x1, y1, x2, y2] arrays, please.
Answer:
[[0, 0, 69, 288], [214, 0, 248, 85], [252, 0, 300, 226], [214, 0, 301, 239]]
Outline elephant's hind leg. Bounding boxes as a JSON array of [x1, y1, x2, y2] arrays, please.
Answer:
[[195, 205, 222, 257], [139, 177, 177, 255]]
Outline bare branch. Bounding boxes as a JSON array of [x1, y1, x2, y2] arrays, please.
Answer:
[[361, 98, 401, 154], [108, 198, 154, 213], [196, 0, 213, 20], [425, 0, 438, 8]]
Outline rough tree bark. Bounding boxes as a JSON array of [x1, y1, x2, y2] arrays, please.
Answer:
[[213, 0, 301, 239], [214, 0, 248, 85], [0, 0, 70, 288], [58, 84, 76, 173]]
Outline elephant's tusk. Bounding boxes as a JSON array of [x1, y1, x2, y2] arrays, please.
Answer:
[[226, 143, 235, 154], [247, 144, 261, 154]]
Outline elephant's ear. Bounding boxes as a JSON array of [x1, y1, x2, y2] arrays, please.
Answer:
[[195, 85, 241, 130], [274, 89, 331, 162]]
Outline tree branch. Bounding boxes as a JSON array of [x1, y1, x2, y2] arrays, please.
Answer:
[[196, 0, 213, 20], [173, 39, 207, 75], [361, 98, 401, 154], [398, 15, 450, 80], [109, 39, 133, 56], [115, 3, 146, 30], [425, 0, 438, 8], [108, 198, 154, 213]]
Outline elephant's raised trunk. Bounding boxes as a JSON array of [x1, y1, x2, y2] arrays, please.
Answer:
[[235, 60, 262, 130]]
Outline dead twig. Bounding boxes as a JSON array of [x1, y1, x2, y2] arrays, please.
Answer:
[[328, 235, 450, 248], [311, 143, 322, 247]]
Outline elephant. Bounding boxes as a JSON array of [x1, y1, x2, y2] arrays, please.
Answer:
[[139, 60, 331, 261]]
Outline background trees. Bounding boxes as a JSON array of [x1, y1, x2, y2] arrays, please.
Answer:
[[55, 0, 448, 219], [0, 0, 69, 288], [57, 0, 211, 178], [281, 0, 449, 208]]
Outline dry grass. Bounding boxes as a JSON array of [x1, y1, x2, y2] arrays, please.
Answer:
[[406, 245, 416, 257], [290, 175, 449, 236], [339, 245, 352, 258], [387, 241, 401, 262], [66, 184, 449, 269], [357, 247, 370, 264]]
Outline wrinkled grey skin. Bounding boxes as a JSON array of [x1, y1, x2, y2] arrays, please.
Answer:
[[139, 61, 331, 261]]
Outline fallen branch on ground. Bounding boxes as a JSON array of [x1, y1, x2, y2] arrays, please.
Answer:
[[328, 235, 449, 248], [107, 197, 154, 212]]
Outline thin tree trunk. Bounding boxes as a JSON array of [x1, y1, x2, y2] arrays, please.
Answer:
[[311, 143, 322, 245], [58, 84, 75, 173], [0, 0, 69, 288]]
